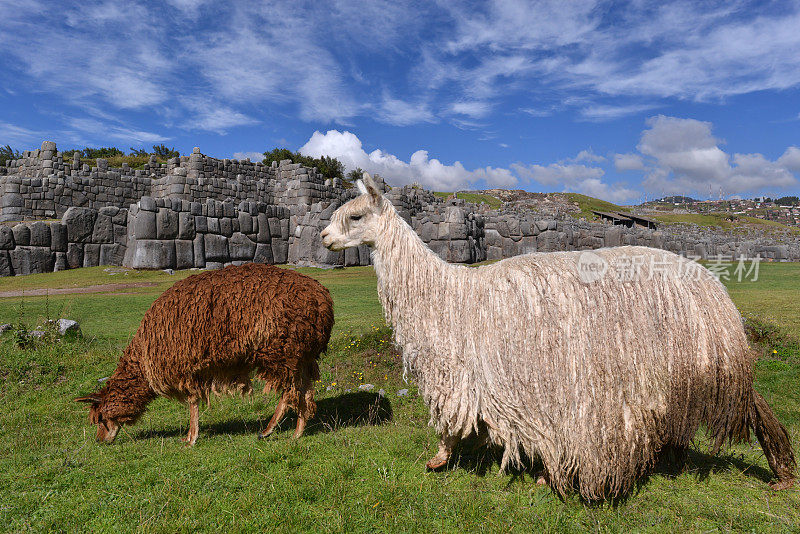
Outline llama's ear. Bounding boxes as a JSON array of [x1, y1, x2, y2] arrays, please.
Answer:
[[356, 179, 368, 195], [361, 173, 383, 205], [75, 395, 101, 404]]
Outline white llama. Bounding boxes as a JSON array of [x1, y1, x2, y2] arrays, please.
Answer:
[[320, 174, 795, 499]]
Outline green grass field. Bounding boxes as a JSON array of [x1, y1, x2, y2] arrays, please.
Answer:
[[1, 263, 799, 532]]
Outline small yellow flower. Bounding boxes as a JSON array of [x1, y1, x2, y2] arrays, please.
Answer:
[[773, 349, 778, 353]]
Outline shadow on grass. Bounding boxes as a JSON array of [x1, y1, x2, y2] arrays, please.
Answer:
[[135, 391, 393, 441], [435, 437, 776, 503]]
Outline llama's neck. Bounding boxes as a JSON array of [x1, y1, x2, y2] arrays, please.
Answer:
[[371, 204, 455, 336], [102, 350, 157, 423]]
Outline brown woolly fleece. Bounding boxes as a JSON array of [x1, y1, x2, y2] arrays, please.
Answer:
[[77, 263, 334, 444]]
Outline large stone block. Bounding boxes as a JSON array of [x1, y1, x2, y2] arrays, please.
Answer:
[[253, 243, 273, 264], [1, 192, 23, 208], [53, 252, 67, 272], [178, 211, 195, 240], [256, 213, 271, 243], [268, 217, 281, 237], [157, 208, 178, 239], [238, 212, 253, 234], [175, 240, 194, 269], [604, 226, 622, 247], [358, 245, 371, 266], [9, 247, 31, 275], [83, 244, 100, 267], [219, 217, 233, 237], [99, 243, 124, 265], [66, 243, 83, 269], [228, 232, 256, 260], [204, 234, 229, 262], [63, 207, 97, 243], [133, 209, 157, 239], [92, 211, 114, 243], [0, 226, 14, 250], [448, 239, 471, 263], [129, 240, 176, 270], [50, 223, 67, 252], [449, 223, 468, 241], [0, 250, 12, 276], [139, 196, 157, 212], [193, 235, 205, 268], [12, 223, 30, 246], [11, 247, 54, 275], [271, 240, 288, 264], [344, 246, 359, 266], [29, 221, 51, 247]]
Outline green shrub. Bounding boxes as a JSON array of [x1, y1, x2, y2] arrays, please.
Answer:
[[262, 147, 345, 180], [0, 144, 21, 166]]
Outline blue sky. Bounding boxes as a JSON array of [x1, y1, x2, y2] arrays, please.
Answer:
[[1, 0, 799, 203]]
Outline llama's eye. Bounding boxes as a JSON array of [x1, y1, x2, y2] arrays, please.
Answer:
[[350, 215, 363, 221]]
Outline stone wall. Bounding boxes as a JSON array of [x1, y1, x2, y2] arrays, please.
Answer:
[[1, 139, 799, 278], [0, 206, 127, 276], [123, 197, 291, 270]]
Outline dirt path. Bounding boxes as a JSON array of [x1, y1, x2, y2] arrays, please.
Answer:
[[0, 282, 158, 298]]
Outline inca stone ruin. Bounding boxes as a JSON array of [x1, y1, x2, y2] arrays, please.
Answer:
[[1, 140, 798, 277]]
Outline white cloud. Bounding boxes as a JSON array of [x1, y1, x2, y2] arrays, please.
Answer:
[[511, 160, 637, 203], [511, 161, 604, 187], [376, 95, 435, 126], [573, 149, 606, 163], [636, 115, 799, 196], [66, 117, 169, 146], [0, 121, 42, 147], [450, 101, 493, 119], [180, 98, 259, 134], [189, 13, 359, 124], [299, 130, 517, 191], [614, 153, 646, 172], [579, 103, 657, 121], [777, 147, 800, 172]]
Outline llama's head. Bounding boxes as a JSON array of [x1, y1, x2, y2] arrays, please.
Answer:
[[75, 391, 122, 443], [76, 380, 149, 442], [321, 173, 388, 250]]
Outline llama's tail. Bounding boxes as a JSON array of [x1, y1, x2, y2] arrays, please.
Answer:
[[751, 390, 796, 490]]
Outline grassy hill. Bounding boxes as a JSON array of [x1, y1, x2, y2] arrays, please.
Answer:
[[562, 193, 630, 220], [1, 265, 799, 531], [651, 212, 800, 234]]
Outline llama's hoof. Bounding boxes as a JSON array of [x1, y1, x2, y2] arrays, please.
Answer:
[[769, 478, 796, 491], [425, 456, 448, 471], [534, 470, 549, 486]]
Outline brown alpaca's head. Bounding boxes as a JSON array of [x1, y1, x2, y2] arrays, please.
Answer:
[[321, 173, 387, 250], [75, 392, 122, 443]]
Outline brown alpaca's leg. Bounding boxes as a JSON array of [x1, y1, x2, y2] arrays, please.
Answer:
[[752, 391, 796, 490], [259, 392, 289, 439], [426, 431, 458, 470], [182, 400, 199, 446], [293, 389, 316, 439]]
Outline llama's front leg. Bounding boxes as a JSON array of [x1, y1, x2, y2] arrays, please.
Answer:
[[425, 431, 458, 470], [182, 400, 199, 446], [293, 389, 317, 439], [259, 392, 289, 439]]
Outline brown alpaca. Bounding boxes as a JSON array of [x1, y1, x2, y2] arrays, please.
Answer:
[[76, 263, 334, 445]]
